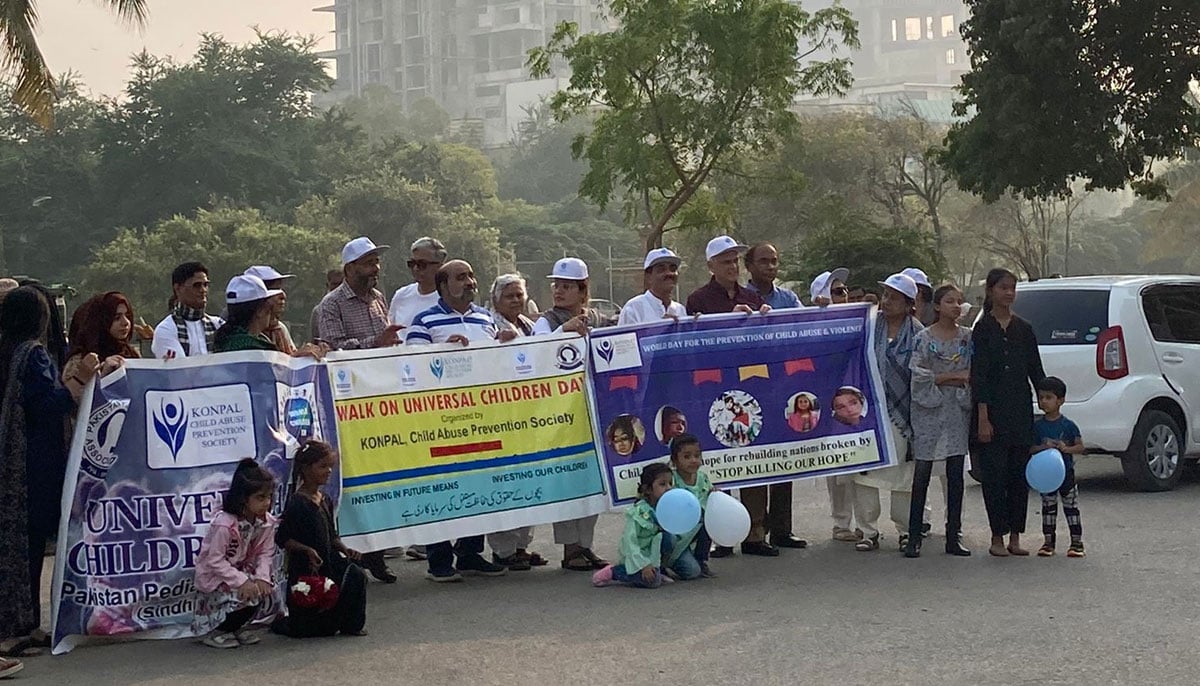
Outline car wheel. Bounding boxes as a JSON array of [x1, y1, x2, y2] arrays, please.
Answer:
[[1120, 409, 1184, 492]]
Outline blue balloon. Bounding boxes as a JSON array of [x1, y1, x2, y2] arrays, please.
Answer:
[[655, 488, 701, 535], [1026, 448, 1066, 493]]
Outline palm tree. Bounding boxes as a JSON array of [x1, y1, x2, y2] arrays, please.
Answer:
[[1, 0, 147, 127]]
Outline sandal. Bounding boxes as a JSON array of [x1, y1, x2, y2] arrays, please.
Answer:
[[0, 638, 39, 659], [520, 550, 549, 567], [855, 535, 880, 552], [0, 658, 23, 679], [561, 554, 593, 571], [580, 548, 610, 570]]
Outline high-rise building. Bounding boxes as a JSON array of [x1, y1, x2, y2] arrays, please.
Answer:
[[314, 0, 610, 146]]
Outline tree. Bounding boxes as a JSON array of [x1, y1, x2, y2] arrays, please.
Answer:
[[0, 0, 146, 127], [82, 207, 348, 340], [961, 194, 1086, 280], [96, 33, 339, 230], [386, 141, 497, 208], [943, 0, 1200, 201], [0, 77, 104, 278], [529, 0, 859, 250], [783, 221, 946, 294], [335, 86, 450, 144]]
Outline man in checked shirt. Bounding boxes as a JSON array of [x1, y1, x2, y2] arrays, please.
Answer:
[[315, 236, 404, 583]]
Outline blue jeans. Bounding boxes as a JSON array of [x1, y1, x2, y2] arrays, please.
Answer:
[[664, 533, 702, 580], [611, 563, 666, 588], [427, 535, 485, 576]]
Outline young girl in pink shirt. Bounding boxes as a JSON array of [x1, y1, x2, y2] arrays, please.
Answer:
[[192, 459, 278, 649]]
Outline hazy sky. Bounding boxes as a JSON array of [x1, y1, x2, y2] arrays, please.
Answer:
[[36, 0, 335, 97]]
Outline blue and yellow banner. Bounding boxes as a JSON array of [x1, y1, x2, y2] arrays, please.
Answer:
[[326, 335, 608, 551]]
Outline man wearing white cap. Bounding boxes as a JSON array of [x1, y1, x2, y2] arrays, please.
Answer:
[[617, 248, 687, 325], [685, 236, 770, 317], [314, 236, 402, 583], [389, 236, 447, 331], [243, 265, 297, 354], [809, 267, 851, 307], [902, 267, 936, 326], [686, 236, 775, 558], [152, 261, 224, 359]]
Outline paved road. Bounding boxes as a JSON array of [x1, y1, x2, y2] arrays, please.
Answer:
[[18, 457, 1198, 685]]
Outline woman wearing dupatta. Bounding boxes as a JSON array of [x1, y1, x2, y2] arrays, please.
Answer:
[[0, 287, 108, 658], [852, 274, 924, 552]]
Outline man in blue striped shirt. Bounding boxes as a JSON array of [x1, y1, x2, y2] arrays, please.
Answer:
[[405, 259, 514, 581], [405, 260, 517, 346]]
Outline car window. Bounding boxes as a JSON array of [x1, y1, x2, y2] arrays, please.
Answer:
[[1013, 289, 1110, 345], [1143, 285, 1200, 344]]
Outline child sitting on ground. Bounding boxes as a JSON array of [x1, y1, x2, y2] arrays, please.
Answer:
[[1034, 376, 1086, 558], [192, 458, 278, 648], [593, 463, 676, 588], [669, 433, 715, 578]]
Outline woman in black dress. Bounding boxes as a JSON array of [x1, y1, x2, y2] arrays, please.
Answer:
[[274, 440, 368, 637], [971, 269, 1046, 557]]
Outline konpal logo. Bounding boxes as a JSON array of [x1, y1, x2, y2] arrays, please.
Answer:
[[513, 349, 533, 376], [590, 333, 642, 372], [430, 354, 472, 383], [430, 357, 445, 381], [145, 386, 257, 469], [152, 397, 188, 460]]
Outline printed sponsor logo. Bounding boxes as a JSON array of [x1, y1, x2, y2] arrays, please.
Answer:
[[145, 385, 256, 469]]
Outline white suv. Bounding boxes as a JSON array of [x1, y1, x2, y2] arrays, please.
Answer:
[[1011, 276, 1200, 491]]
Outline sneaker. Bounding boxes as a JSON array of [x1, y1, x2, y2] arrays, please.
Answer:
[[699, 562, 717, 578], [1067, 542, 1086, 558], [425, 569, 464, 583], [1037, 544, 1055, 557], [405, 545, 428, 561], [710, 546, 735, 558], [493, 553, 532, 571], [456, 553, 507, 577], [234, 629, 260, 646], [592, 564, 615, 587], [201, 632, 239, 649]]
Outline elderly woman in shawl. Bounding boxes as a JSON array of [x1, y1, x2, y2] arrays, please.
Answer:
[[0, 287, 106, 659], [852, 274, 925, 552]]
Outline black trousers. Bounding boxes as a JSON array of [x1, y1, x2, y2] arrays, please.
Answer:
[[216, 605, 256, 633], [24, 529, 48, 636], [978, 442, 1030, 537], [909, 456, 965, 542]]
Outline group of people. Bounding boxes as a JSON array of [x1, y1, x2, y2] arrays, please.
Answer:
[[0, 230, 1087, 671]]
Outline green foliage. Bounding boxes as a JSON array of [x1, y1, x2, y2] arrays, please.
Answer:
[[784, 222, 947, 293], [943, 0, 1200, 200], [385, 142, 497, 208], [335, 86, 450, 144], [96, 32, 339, 229], [529, 0, 858, 249], [81, 207, 348, 339]]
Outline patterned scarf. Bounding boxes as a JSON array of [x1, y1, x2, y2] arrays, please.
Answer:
[[540, 307, 602, 331], [0, 341, 37, 638], [172, 304, 217, 356], [874, 314, 920, 441]]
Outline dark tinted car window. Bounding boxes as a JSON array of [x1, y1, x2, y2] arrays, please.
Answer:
[[1144, 286, 1200, 344], [1013, 289, 1110, 346]]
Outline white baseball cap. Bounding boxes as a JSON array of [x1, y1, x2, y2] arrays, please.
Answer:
[[643, 247, 682, 270], [879, 273, 919, 300], [225, 275, 284, 304], [902, 267, 932, 289], [548, 257, 589, 281], [809, 267, 851, 301], [704, 235, 748, 261], [341, 236, 390, 266], [244, 265, 295, 282]]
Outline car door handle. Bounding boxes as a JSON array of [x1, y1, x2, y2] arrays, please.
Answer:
[[1162, 352, 1185, 364]]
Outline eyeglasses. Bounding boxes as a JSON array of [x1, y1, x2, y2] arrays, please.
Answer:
[[408, 259, 442, 269], [832, 287, 849, 296]]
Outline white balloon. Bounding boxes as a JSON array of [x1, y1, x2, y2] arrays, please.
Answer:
[[705, 491, 751, 547]]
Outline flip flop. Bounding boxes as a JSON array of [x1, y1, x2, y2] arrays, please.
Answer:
[[0, 638, 39, 659]]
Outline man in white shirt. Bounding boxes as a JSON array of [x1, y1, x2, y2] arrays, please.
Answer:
[[151, 261, 224, 359], [405, 260, 512, 582], [617, 247, 687, 325], [389, 236, 446, 330]]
